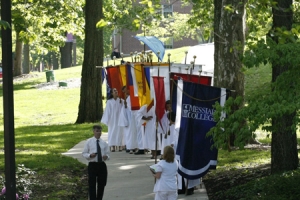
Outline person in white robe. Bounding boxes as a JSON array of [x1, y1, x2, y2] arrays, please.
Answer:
[[101, 88, 124, 152], [136, 104, 161, 158], [118, 86, 138, 154], [157, 100, 175, 157]]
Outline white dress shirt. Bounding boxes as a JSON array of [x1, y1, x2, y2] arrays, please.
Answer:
[[82, 137, 110, 162]]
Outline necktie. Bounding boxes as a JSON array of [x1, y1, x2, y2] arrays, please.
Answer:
[[96, 139, 102, 162]]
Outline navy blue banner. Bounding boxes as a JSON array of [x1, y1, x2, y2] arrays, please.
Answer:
[[172, 79, 227, 179]]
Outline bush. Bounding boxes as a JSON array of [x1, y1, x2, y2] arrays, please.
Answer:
[[0, 164, 37, 200]]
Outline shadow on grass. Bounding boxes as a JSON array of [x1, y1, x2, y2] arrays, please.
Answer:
[[0, 123, 108, 169]]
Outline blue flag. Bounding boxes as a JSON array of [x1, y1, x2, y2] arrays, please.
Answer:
[[134, 36, 165, 61], [172, 79, 228, 179]]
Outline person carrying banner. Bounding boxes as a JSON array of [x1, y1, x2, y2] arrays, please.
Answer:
[[135, 104, 161, 158], [118, 86, 138, 154], [101, 88, 124, 152], [151, 145, 178, 200], [158, 100, 176, 159]]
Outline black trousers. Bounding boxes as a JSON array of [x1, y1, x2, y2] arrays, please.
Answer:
[[88, 162, 107, 200]]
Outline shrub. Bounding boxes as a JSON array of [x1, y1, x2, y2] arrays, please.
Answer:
[[0, 164, 37, 200]]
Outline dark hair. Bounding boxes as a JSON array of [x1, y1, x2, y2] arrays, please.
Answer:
[[121, 86, 126, 91], [163, 146, 175, 163], [107, 94, 113, 100], [93, 125, 102, 130]]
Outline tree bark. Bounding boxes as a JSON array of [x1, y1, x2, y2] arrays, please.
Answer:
[[23, 44, 30, 74], [13, 31, 23, 76], [52, 52, 60, 70], [73, 36, 77, 66], [214, 0, 247, 146], [60, 42, 73, 68], [76, 0, 103, 123], [270, 0, 298, 173]]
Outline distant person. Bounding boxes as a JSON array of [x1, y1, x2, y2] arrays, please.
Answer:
[[82, 125, 110, 200], [111, 48, 121, 59], [151, 145, 178, 200]]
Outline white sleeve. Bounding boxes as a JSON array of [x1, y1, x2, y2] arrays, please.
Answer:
[[136, 105, 147, 126], [101, 100, 111, 125], [118, 104, 129, 127], [82, 140, 92, 160]]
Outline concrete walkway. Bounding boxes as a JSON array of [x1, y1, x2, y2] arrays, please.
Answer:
[[62, 134, 209, 200]]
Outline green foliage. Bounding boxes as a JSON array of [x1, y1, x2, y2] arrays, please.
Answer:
[[0, 20, 11, 29], [100, 0, 161, 31], [11, 0, 84, 51], [141, 12, 206, 43], [205, 0, 300, 150], [208, 36, 300, 149]]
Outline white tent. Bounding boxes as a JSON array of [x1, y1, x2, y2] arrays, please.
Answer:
[[181, 43, 214, 77]]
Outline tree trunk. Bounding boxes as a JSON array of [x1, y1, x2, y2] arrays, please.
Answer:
[[73, 36, 77, 66], [52, 51, 60, 70], [13, 31, 23, 76], [214, 0, 247, 146], [76, 0, 103, 123], [60, 42, 73, 68], [22, 44, 30, 74], [270, 0, 298, 174]]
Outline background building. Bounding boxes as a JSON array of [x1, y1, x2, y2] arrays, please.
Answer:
[[112, 1, 199, 54]]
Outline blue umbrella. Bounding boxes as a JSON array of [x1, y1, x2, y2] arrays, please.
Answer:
[[134, 36, 165, 61]]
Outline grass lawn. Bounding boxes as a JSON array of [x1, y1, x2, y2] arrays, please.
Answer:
[[0, 46, 299, 199]]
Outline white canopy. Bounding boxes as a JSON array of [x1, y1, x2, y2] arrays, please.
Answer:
[[181, 43, 214, 77]]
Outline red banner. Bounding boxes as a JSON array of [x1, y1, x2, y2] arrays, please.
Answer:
[[106, 66, 124, 99], [153, 76, 166, 121]]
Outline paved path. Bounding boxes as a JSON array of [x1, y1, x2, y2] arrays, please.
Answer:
[[62, 134, 209, 200]]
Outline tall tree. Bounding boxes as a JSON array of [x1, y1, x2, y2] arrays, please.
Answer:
[[269, 0, 298, 173], [76, 0, 104, 123], [210, 0, 300, 173], [214, 0, 247, 146]]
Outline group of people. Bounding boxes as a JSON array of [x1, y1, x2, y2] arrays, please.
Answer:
[[101, 86, 177, 160], [82, 86, 199, 199]]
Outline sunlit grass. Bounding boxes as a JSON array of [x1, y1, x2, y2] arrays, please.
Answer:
[[217, 149, 271, 168]]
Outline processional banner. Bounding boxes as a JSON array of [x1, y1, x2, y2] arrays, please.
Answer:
[[172, 79, 228, 179]]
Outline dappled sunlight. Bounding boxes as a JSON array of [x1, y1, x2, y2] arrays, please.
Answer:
[[119, 165, 139, 170], [217, 149, 271, 168], [16, 150, 49, 155], [62, 147, 83, 155]]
